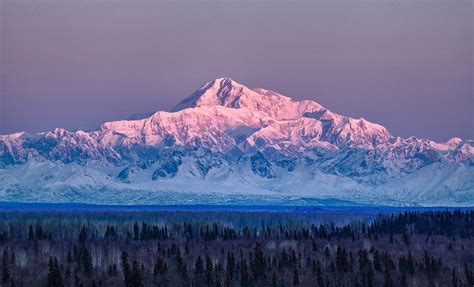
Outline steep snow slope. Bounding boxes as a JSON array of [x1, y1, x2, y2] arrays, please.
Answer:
[[0, 77, 472, 206], [98, 106, 272, 152], [173, 77, 323, 120], [173, 77, 392, 148]]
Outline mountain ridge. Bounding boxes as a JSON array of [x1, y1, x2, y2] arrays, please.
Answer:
[[0, 77, 472, 206]]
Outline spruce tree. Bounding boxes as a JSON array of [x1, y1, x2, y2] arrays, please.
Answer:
[[465, 263, 474, 286], [226, 251, 235, 282], [205, 254, 213, 286], [402, 227, 410, 246], [47, 256, 63, 287], [78, 226, 87, 244], [28, 225, 34, 240], [130, 260, 143, 287], [252, 242, 266, 280], [81, 248, 93, 275], [292, 267, 300, 286], [133, 222, 140, 241], [2, 249, 10, 284], [153, 256, 167, 276], [316, 261, 324, 287], [239, 260, 250, 287], [451, 268, 458, 287], [122, 251, 131, 287], [271, 272, 277, 287], [194, 255, 204, 274]]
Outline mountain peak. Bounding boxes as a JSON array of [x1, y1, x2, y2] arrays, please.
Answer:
[[1, 77, 472, 206], [214, 76, 239, 84], [172, 77, 327, 120], [171, 77, 252, 112], [207, 76, 245, 92]]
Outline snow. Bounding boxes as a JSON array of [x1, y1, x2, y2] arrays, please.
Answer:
[[0, 157, 471, 206], [0, 76, 472, 206], [173, 77, 325, 121], [0, 132, 25, 141]]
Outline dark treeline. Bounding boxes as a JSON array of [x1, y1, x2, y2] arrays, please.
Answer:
[[0, 210, 473, 286]]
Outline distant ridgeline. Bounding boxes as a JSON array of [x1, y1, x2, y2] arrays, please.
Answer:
[[0, 77, 473, 206]]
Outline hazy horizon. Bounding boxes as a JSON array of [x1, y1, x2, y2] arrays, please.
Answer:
[[1, 0, 472, 141]]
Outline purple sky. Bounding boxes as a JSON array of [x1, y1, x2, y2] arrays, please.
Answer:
[[1, 0, 472, 141]]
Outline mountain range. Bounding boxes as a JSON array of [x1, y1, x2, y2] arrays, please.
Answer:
[[1, 77, 473, 206]]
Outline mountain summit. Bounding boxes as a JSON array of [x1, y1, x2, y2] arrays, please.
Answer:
[[172, 77, 392, 148], [0, 77, 472, 206], [173, 77, 325, 120]]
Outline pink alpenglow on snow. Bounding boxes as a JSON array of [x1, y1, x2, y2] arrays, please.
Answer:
[[0, 77, 472, 206]]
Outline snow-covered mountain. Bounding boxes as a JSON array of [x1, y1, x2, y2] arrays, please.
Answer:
[[1, 77, 473, 206]]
